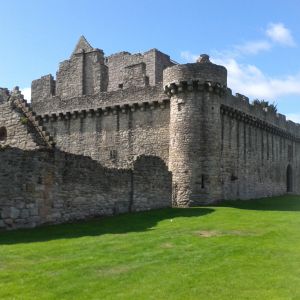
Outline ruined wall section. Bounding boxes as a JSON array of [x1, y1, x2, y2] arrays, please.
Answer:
[[55, 49, 108, 99], [32, 48, 107, 103], [106, 49, 174, 91], [83, 50, 108, 95], [0, 101, 39, 150], [0, 148, 171, 230], [31, 39, 173, 114], [0, 88, 54, 150], [31, 75, 56, 104], [0, 88, 11, 103], [123, 62, 148, 89], [132, 155, 172, 211], [56, 53, 84, 99]]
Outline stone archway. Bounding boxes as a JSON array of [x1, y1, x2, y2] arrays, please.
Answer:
[[286, 164, 293, 193]]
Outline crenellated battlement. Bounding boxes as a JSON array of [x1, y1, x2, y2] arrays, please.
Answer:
[[220, 105, 300, 142], [164, 80, 227, 96], [39, 98, 169, 123], [223, 89, 300, 137], [163, 55, 227, 87]]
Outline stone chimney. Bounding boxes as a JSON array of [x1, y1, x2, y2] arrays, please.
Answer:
[[197, 54, 211, 64]]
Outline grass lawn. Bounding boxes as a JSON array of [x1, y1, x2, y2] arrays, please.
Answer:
[[0, 195, 300, 300]]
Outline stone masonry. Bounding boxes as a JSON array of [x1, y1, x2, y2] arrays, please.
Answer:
[[0, 36, 299, 229]]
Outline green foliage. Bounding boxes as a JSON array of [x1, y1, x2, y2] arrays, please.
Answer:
[[253, 99, 278, 113], [20, 116, 28, 125], [0, 195, 300, 299]]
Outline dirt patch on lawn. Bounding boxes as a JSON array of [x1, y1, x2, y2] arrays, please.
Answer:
[[196, 230, 221, 237], [195, 230, 260, 238], [97, 264, 137, 276], [160, 242, 174, 249]]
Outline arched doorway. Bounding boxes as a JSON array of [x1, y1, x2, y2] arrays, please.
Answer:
[[286, 164, 293, 193]]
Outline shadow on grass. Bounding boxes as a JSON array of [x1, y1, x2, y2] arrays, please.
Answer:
[[211, 195, 300, 212], [0, 207, 214, 245]]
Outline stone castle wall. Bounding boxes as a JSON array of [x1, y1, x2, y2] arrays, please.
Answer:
[[40, 96, 170, 168], [219, 92, 300, 199], [2, 37, 300, 226], [0, 148, 171, 230], [31, 39, 300, 205]]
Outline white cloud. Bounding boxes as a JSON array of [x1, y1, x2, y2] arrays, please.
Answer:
[[181, 22, 296, 63], [180, 51, 198, 62], [220, 23, 296, 58], [266, 23, 296, 47], [21, 87, 31, 102], [234, 40, 271, 55], [286, 113, 300, 123], [180, 21, 298, 100], [212, 56, 300, 99]]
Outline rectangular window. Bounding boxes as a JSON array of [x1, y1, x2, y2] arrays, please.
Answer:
[[110, 150, 117, 160]]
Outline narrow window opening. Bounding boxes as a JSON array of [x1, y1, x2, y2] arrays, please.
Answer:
[[231, 174, 238, 181], [287, 164, 293, 192], [201, 174, 205, 189], [110, 150, 117, 160], [0, 126, 7, 141]]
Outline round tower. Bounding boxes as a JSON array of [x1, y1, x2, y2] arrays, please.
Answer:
[[164, 55, 227, 207]]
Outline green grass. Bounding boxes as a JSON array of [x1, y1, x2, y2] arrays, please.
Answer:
[[1, 195, 300, 300]]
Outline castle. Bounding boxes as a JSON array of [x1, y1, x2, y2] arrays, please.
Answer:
[[0, 36, 299, 229]]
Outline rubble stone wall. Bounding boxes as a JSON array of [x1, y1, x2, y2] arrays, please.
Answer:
[[0, 101, 41, 150], [0, 148, 171, 230]]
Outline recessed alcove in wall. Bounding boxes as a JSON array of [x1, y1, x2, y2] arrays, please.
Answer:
[[0, 126, 7, 142]]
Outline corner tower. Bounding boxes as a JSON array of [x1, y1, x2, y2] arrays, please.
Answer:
[[164, 55, 227, 207]]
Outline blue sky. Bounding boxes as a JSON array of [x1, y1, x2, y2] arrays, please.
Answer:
[[1, 0, 300, 121]]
